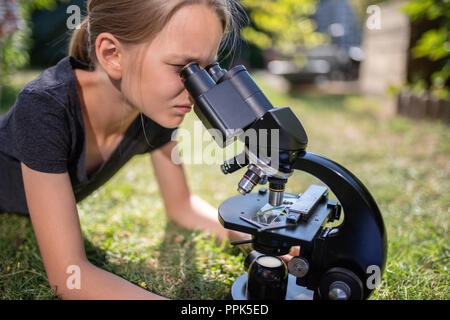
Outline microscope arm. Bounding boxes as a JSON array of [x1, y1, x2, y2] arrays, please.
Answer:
[[293, 151, 388, 299]]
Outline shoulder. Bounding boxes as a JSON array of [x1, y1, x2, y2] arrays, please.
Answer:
[[11, 88, 71, 131], [9, 59, 83, 173], [10, 88, 73, 173], [11, 56, 88, 132], [20, 56, 82, 109], [23, 56, 72, 91]]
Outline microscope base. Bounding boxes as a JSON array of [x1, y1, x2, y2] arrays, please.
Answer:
[[231, 273, 314, 300]]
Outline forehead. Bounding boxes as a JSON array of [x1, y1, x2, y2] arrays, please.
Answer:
[[151, 4, 224, 65]]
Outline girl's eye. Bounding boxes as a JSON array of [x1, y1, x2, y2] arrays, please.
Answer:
[[171, 64, 185, 72]]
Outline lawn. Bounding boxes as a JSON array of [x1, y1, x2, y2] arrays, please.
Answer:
[[0, 70, 448, 300]]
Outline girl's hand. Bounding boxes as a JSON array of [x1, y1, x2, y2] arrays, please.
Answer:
[[279, 246, 301, 265]]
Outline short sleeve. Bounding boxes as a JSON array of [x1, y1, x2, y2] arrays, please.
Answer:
[[11, 90, 71, 173]]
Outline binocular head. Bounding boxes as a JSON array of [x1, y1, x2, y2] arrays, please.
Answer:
[[181, 61, 309, 197], [180, 62, 275, 147]]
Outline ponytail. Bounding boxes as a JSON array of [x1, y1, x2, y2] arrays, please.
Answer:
[[68, 18, 92, 66]]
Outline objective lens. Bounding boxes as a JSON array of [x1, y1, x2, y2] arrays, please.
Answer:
[[220, 152, 248, 175], [237, 168, 262, 195], [268, 179, 286, 207]]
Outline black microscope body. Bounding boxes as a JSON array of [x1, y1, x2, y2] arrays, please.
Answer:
[[181, 62, 387, 300]]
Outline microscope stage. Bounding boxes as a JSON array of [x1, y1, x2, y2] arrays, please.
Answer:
[[218, 189, 335, 245]]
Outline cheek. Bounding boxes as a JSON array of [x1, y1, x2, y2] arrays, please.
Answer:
[[138, 73, 184, 110], [146, 73, 184, 100]]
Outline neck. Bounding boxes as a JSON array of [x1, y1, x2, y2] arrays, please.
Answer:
[[74, 66, 139, 144]]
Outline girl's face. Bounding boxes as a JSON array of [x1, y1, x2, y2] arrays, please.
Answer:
[[121, 4, 224, 129]]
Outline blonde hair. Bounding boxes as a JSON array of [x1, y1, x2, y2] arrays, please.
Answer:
[[69, 0, 243, 69]]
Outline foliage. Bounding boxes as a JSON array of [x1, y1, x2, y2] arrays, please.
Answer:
[[240, 0, 327, 66], [403, 0, 450, 98], [1, 0, 67, 80]]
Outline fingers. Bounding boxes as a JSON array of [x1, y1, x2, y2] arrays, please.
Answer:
[[279, 254, 291, 265], [290, 246, 301, 256], [278, 246, 301, 265], [228, 230, 251, 242]]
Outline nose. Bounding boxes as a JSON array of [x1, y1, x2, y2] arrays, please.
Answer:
[[183, 89, 195, 106], [188, 94, 195, 106]]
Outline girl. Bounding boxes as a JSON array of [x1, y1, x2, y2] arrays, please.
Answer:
[[0, 0, 298, 299]]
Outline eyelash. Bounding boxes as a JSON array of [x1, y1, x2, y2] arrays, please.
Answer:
[[171, 64, 185, 71]]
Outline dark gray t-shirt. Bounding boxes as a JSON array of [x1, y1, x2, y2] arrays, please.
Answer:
[[0, 56, 177, 215]]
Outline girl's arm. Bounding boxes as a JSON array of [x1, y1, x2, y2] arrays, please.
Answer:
[[150, 141, 249, 243], [21, 163, 166, 300], [151, 141, 300, 263]]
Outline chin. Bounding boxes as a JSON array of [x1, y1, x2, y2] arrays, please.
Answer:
[[141, 108, 185, 129], [155, 114, 185, 129]]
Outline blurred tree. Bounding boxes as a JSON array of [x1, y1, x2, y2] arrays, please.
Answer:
[[29, 0, 85, 67], [0, 0, 67, 101], [240, 0, 327, 67], [403, 0, 450, 98]]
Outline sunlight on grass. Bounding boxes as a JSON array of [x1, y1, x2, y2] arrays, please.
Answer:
[[0, 71, 448, 300]]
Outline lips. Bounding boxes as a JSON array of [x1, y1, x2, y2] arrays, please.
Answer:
[[174, 105, 192, 114]]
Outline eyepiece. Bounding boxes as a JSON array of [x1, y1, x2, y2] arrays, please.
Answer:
[[205, 62, 227, 83], [180, 62, 201, 80], [180, 62, 216, 98]]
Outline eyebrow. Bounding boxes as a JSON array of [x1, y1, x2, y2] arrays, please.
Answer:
[[167, 54, 218, 66]]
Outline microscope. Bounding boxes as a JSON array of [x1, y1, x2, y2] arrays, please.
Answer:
[[181, 62, 387, 300]]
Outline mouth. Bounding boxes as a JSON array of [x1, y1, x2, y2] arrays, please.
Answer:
[[173, 105, 192, 114]]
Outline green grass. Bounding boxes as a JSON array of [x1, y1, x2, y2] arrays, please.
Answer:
[[0, 71, 448, 300]]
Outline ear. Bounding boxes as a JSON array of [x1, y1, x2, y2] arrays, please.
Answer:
[[95, 32, 123, 80]]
